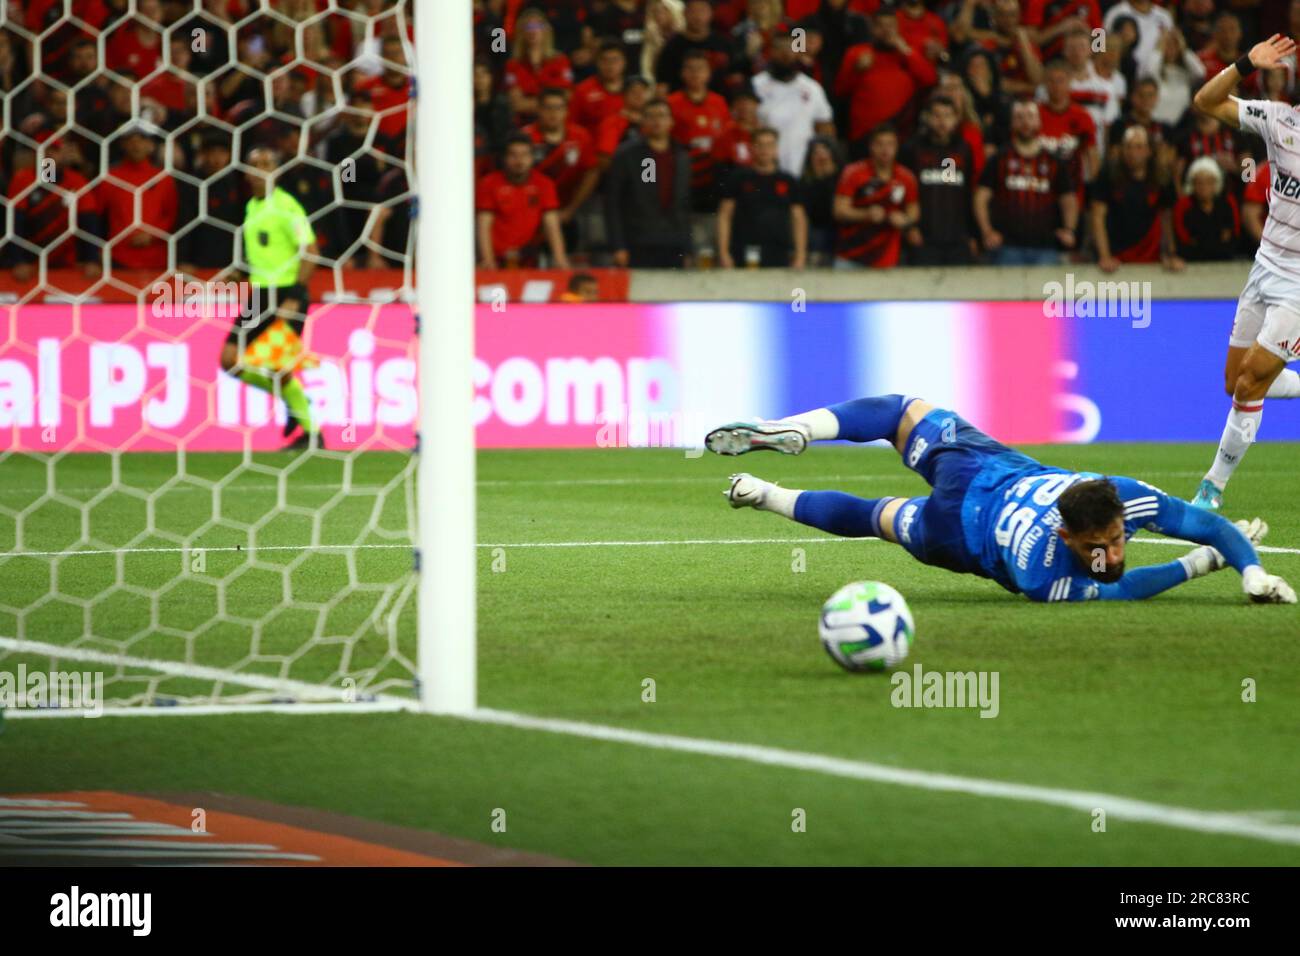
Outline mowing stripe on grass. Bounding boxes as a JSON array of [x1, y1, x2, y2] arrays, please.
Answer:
[[4, 537, 1300, 559], [9, 696, 1300, 849]]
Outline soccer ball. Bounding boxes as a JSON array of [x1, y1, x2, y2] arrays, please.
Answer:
[[818, 581, 914, 672]]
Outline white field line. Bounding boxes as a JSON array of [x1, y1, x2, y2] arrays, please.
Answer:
[[6, 698, 1300, 850], [4, 536, 1298, 559]]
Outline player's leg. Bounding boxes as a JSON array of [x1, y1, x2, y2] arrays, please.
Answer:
[[705, 394, 928, 456], [1197, 303, 1298, 509], [723, 472, 910, 544]]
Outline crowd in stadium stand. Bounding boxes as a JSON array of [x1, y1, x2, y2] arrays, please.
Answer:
[[0, 0, 1296, 280]]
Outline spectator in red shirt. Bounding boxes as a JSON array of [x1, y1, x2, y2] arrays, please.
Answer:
[[1023, 0, 1101, 62], [954, 0, 1044, 97], [1037, 60, 1099, 196], [712, 88, 759, 177], [475, 134, 569, 269], [355, 35, 410, 146], [5, 141, 102, 280], [504, 7, 574, 119], [833, 124, 920, 269], [667, 50, 733, 212], [141, 37, 197, 124], [572, 40, 628, 136], [105, 0, 163, 79], [836, 8, 938, 154], [1090, 125, 1180, 272], [896, 0, 949, 63], [97, 125, 178, 273], [524, 88, 600, 245], [1198, 12, 1244, 85], [974, 99, 1078, 266], [595, 76, 652, 168]]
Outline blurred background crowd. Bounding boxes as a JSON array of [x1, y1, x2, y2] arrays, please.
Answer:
[[0, 0, 1297, 282]]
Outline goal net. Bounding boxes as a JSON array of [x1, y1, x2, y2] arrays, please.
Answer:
[[0, 0, 472, 716]]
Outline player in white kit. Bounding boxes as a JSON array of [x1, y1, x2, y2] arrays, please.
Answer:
[[1188, 33, 1300, 511]]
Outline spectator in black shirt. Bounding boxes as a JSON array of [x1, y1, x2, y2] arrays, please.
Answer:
[[900, 94, 977, 265], [1090, 125, 1181, 272], [1107, 77, 1172, 170], [716, 127, 807, 269], [656, 0, 734, 93], [800, 137, 843, 267], [1173, 156, 1241, 263], [605, 99, 693, 269]]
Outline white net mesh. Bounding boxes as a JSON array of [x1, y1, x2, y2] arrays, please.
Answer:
[[0, 0, 423, 712]]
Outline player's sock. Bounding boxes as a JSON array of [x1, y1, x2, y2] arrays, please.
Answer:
[[1205, 399, 1263, 489], [822, 394, 912, 443], [280, 377, 318, 435], [1266, 369, 1300, 398], [792, 492, 894, 538], [777, 407, 841, 441]]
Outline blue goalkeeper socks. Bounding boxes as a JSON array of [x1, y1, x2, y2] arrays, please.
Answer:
[[827, 394, 912, 443], [794, 492, 895, 538]]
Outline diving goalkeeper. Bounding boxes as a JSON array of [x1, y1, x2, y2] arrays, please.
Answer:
[[706, 395, 1296, 604], [220, 146, 321, 449]]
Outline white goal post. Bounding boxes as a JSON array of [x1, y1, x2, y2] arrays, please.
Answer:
[[416, 0, 476, 713]]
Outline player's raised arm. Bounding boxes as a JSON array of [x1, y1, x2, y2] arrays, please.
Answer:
[[1192, 33, 1296, 129]]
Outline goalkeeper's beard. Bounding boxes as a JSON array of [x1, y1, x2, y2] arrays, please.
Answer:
[[1089, 561, 1125, 584]]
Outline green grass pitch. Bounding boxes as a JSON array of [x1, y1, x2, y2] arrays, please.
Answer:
[[2, 441, 1299, 865]]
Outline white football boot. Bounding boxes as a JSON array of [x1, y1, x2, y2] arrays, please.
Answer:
[[724, 473, 775, 509], [705, 420, 811, 457]]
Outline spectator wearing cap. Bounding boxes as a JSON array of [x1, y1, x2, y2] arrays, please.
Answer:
[[1089, 124, 1179, 273], [655, 0, 735, 93], [476, 133, 570, 269], [572, 40, 628, 137], [753, 31, 835, 177], [595, 75, 652, 168], [716, 126, 807, 269], [836, 5, 938, 156], [96, 125, 178, 272], [604, 98, 692, 268], [504, 7, 574, 120], [522, 88, 600, 251], [178, 132, 245, 274], [1173, 156, 1240, 263]]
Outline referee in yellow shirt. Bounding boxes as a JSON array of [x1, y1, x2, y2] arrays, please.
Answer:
[[221, 146, 321, 449]]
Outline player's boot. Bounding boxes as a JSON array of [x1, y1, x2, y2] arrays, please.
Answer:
[[705, 420, 810, 457], [724, 473, 776, 509], [1191, 478, 1224, 511], [286, 430, 326, 452]]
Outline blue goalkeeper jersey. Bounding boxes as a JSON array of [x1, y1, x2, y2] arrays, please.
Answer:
[[959, 458, 1238, 602]]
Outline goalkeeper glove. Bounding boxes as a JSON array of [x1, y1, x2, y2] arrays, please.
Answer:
[[1242, 566, 1298, 604]]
